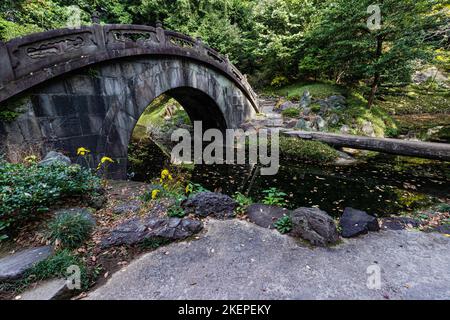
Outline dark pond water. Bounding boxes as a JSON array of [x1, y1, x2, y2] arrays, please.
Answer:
[[128, 140, 450, 217]]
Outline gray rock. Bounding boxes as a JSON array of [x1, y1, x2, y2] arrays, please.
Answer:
[[299, 91, 312, 109], [326, 95, 346, 109], [284, 119, 297, 129], [101, 217, 203, 248], [328, 113, 340, 126], [334, 151, 358, 166], [302, 107, 312, 116], [313, 115, 327, 131], [435, 225, 450, 235], [181, 192, 237, 219], [381, 217, 421, 231], [19, 279, 72, 300], [113, 201, 142, 215], [279, 101, 296, 111], [295, 119, 312, 131], [291, 207, 340, 246], [361, 121, 376, 137], [38, 151, 71, 167], [340, 207, 380, 238], [340, 125, 351, 134], [246, 204, 289, 229], [0, 246, 53, 281]]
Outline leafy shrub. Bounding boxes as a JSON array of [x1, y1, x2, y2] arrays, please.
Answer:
[[0, 161, 100, 240], [271, 76, 289, 88], [281, 108, 301, 118], [274, 216, 292, 234], [26, 250, 89, 290], [47, 212, 95, 249], [279, 137, 339, 163], [262, 188, 287, 206]]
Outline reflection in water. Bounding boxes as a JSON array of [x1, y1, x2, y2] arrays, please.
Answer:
[[128, 139, 450, 217]]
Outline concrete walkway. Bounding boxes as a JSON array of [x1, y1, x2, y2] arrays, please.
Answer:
[[87, 219, 450, 300]]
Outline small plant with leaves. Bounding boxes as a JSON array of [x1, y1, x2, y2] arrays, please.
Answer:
[[275, 215, 293, 234], [262, 188, 287, 206], [167, 203, 186, 218], [234, 192, 253, 215], [47, 211, 95, 249], [185, 182, 210, 196]]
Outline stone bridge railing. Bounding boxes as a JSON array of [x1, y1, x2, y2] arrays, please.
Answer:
[[0, 24, 259, 111]]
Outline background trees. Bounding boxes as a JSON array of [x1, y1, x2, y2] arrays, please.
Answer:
[[0, 0, 448, 107]]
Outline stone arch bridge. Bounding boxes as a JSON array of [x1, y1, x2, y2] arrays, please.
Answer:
[[0, 24, 259, 178]]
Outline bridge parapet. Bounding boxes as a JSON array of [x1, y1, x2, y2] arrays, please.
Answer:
[[0, 24, 258, 111]]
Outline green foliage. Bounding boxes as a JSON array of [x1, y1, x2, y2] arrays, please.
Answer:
[[0, 110, 19, 122], [270, 82, 346, 100], [279, 136, 339, 163], [274, 215, 292, 234], [310, 104, 321, 113], [262, 187, 287, 206], [186, 182, 210, 195], [281, 108, 300, 118], [0, 161, 100, 240], [167, 203, 186, 218], [271, 76, 289, 88], [234, 192, 253, 215], [46, 211, 94, 249], [26, 249, 89, 289]]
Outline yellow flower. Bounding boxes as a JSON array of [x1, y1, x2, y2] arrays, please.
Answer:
[[161, 169, 170, 179], [24, 155, 38, 163], [151, 189, 161, 200], [77, 147, 90, 156], [101, 156, 114, 164], [185, 184, 193, 194]]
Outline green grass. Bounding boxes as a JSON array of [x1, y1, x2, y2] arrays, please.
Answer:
[[266, 81, 347, 100], [46, 211, 95, 249], [281, 108, 301, 118], [279, 136, 339, 163], [25, 250, 89, 290]]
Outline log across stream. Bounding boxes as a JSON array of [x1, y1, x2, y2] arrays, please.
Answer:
[[284, 131, 450, 161]]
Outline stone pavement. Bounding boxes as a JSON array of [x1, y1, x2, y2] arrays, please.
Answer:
[[87, 219, 450, 300]]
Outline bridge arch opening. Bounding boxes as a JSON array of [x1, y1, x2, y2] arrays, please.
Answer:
[[126, 87, 227, 180]]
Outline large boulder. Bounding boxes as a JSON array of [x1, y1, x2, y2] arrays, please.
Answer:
[[246, 204, 289, 229], [181, 192, 237, 219], [339, 207, 380, 238], [101, 217, 203, 248], [38, 151, 71, 167], [326, 95, 346, 109], [278, 101, 297, 111], [0, 246, 53, 281], [290, 207, 340, 246]]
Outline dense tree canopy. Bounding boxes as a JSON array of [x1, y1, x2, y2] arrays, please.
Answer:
[[0, 0, 448, 105]]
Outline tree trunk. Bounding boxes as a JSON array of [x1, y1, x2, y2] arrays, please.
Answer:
[[368, 35, 383, 109]]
